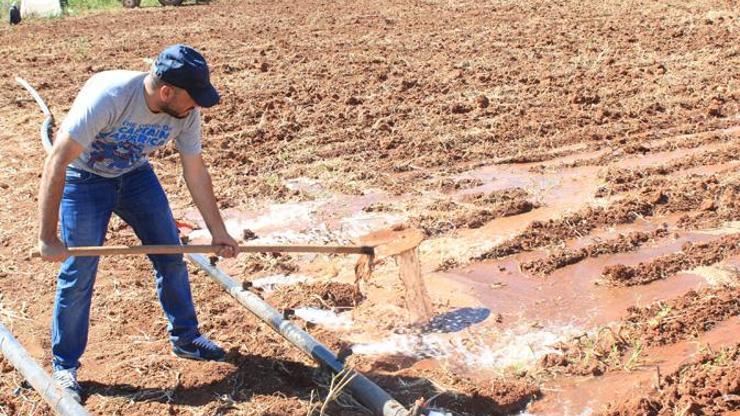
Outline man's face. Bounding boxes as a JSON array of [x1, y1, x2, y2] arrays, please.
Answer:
[[160, 85, 197, 119]]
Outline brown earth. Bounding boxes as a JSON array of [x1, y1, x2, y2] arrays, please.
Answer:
[[0, 0, 738, 415], [427, 177, 485, 194], [623, 285, 740, 346], [373, 369, 539, 416], [600, 233, 740, 286], [268, 282, 364, 310], [676, 179, 739, 230], [599, 344, 740, 416]]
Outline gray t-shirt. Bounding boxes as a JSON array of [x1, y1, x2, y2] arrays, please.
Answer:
[[61, 70, 201, 178]]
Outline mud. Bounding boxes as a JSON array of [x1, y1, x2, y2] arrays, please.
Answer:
[[623, 285, 740, 346], [601, 233, 740, 286], [676, 179, 739, 230], [429, 177, 485, 194], [363, 365, 539, 416], [521, 228, 670, 276], [529, 318, 740, 415], [599, 344, 740, 416]]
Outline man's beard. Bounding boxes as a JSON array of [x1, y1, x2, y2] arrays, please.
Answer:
[[161, 103, 190, 119]]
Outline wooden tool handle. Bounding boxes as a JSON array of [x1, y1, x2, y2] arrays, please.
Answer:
[[30, 244, 374, 258]]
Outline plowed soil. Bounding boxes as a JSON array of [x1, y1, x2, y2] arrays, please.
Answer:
[[546, 130, 736, 172], [0, 0, 738, 415], [595, 142, 740, 197], [600, 344, 740, 416], [269, 282, 364, 310]]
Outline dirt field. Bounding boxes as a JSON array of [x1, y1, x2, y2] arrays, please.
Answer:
[[0, 0, 738, 415]]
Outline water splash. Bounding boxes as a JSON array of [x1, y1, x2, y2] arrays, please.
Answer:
[[351, 323, 584, 371], [294, 307, 353, 329], [249, 274, 314, 293]]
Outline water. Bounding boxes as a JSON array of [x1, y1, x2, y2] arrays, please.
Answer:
[[294, 307, 353, 329]]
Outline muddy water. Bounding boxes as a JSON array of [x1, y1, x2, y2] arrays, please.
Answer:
[[525, 317, 740, 416], [421, 135, 733, 267], [177, 132, 737, 378], [417, 163, 604, 267], [444, 230, 727, 329], [454, 163, 600, 208], [186, 197, 403, 243], [348, 229, 733, 372]]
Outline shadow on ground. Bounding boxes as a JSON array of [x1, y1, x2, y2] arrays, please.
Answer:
[[82, 345, 529, 416]]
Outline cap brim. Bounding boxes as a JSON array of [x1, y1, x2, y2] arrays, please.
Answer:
[[189, 84, 220, 108]]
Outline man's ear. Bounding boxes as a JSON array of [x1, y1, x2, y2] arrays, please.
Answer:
[[160, 84, 175, 102]]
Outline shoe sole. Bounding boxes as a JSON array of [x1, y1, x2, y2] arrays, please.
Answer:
[[171, 350, 225, 362]]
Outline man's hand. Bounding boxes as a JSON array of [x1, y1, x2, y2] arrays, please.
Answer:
[[211, 232, 239, 258], [37, 237, 68, 262]]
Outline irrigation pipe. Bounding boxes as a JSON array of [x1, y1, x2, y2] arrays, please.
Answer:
[[0, 323, 90, 416], [17, 77, 412, 416], [187, 253, 410, 416]]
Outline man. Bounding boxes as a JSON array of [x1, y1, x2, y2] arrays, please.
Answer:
[[37, 44, 239, 402]]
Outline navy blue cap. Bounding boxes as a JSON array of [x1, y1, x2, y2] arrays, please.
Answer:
[[154, 44, 220, 108]]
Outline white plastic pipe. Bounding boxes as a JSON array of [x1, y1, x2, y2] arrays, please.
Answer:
[[0, 323, 90, 416]]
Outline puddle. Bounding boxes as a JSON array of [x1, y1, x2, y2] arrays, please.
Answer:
[[443, 231, 727, 329], [525, 316, 740, 415], [416, 162, 603, 266], [453, 164, 600, 209], [560, 217, 675, 252], [184, 190, 402, 246], [689, 261, 738, 286], [175, 130, 736, 384], [294, 307, 353, 329]]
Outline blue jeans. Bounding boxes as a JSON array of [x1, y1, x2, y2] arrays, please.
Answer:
[[52, 164, 199, 371]]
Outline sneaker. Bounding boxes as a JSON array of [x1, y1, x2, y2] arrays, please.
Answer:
[[172, 335, 225, 362], [53, 368, 82, 403]]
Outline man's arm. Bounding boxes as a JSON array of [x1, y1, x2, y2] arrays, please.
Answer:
[[180, 152, 238, 258], [37, 133, 86, 261]]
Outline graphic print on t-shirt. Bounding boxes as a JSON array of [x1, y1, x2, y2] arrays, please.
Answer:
[[86, 121, 171, 172]]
